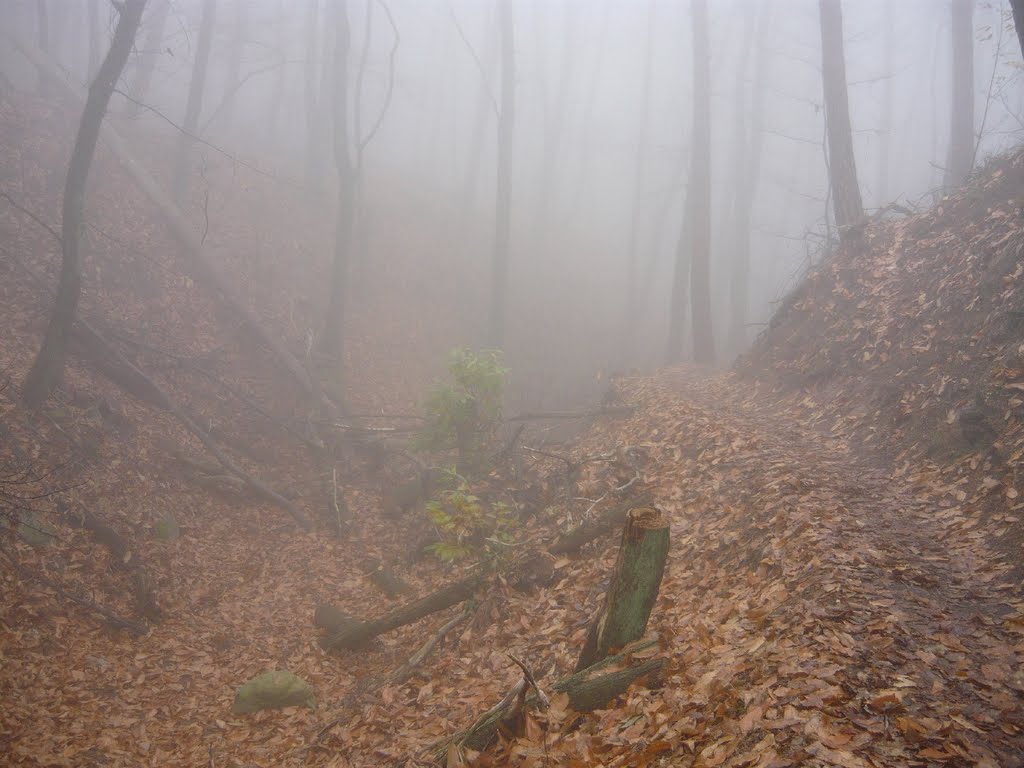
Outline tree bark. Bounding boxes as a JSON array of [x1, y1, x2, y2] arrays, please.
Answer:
[[1012, 0, 1024, 63], [434, 637, 664, 759], [668, 0, 713, 364], [35, 0, 50, 97], [575, 507, 669, 671], [172, 0, 217, 203], [9, 30, 328, 410], [487, 0, 515, 350], [322, 572, 483, 650], [22, 0, 148, 408], [945, 0, 975, 189], [620, 0, 655, 367], [320, 0, 355, 364], [727, 0, 772, 357], [819, 0, 863, 234], [126, 0, 170, 119]]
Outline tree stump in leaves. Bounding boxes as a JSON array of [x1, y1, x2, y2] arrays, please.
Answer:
[[575, 506, 669, 672]]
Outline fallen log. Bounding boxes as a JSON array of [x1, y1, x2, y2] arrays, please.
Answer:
[[390, 606, 470, 685], [547, 498, 640, 555], [322, 572, 483, 650], [575, 506, 669, 671], [432, 636, 664, 760]]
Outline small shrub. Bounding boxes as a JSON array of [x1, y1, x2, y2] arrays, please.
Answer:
[[425, 474, 518, 564], [416, 348, 508, 474]]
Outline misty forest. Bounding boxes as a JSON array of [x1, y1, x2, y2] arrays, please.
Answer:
[[3, 0, 1024, 765]]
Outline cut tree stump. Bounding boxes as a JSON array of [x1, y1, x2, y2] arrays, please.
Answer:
[[575, 506, 669, 671], [432, 636, 664, 760]]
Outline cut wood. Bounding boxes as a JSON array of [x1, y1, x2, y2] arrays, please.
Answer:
[[432, 636, 663, 760], [322, 572, 483, 650], [547, 497, 642, 555], [575, 506, 669, 671]]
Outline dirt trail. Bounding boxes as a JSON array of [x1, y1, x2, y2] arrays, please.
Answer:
[[660, 368, 1023, 766]]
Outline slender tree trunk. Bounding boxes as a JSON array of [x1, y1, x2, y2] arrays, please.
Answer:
[[819, 0, 863, 235], [126, 0, 170, 119], [668, 0, 713, 364], [875, 1, 893, 206], [620, 0, 655, 366], [266, 0, 288, 142], [945, 0, 975, 188], [727, 0, 772, 357], [221, 0, 249, 132], [172, 0, 217, 203], [23, 0, 148, 408], [87, 0, 101, 80], [304, 0, 321, 186], [320, 0, 355, 362], [1011, 0, 1024, 62], [459, 8, 498, 217], [487, 0, 515, 350], [36, 0, 50, 96], [531, 2, 577, 249]]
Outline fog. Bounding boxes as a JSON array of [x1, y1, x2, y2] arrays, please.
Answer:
[[2, 0, 1022, 409]]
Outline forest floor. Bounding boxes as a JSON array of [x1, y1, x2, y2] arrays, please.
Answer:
[[2, 90, 1023, 766]]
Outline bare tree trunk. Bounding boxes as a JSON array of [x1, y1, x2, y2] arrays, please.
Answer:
[[727, 0, 772, 357], [531, 2, 577, 249], [320, 0, 355, 362], [126, 0, 170, 119], [35, 0, 50, 97], [266, 0, 288, 142], [221, 0, 249, 132], [819, 0, 863, 235], [487, 0, 515, 350], [668, 0, 713, 364], [1012, 0, 1024, 62], [875, 0, 894, 207], [620, 0, 655, 367], [23, 0, 148, 408], [945, 0, 975, 188], [304, 0, 321, 186], [87, 0, 102, 80], [172, 0, 217, 203], [458, 8, 497, 217]]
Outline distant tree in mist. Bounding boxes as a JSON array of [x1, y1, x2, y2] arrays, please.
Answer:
[[221, 0, 250, 132], [875, 1, 894, 207], [34, 1, 50, 97], [667, 0, 713, 365], [945, 0, 975, 188], [487, 0, 516, 350], [172, 0, 217, 203], [620, 0, 655, 366], [87, 0, 102, 81], [23, 0, 148, 407], [727, 0, 772, 357], [1012, 0, 1024, 61], [818, 0, 863, 236], [321, 0, 356, 363], [126, 0, 170, 119], [304, 0, 321, 187]]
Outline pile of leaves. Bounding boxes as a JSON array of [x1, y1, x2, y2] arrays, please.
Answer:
[[740, 151, 1024, 561]]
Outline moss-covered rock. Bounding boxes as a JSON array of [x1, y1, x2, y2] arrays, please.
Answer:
[[231, 670, 315, 714], [153, 513, 180, 541], [17, 513, 56, 547]]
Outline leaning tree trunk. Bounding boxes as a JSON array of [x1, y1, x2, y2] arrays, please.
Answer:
[[126, 0, 170, 119], [487, 0, 515, 350], [172, 0, 216, 203], [1012, 0, 1024, 63], [87, 0, 102, 80], [22, 0, 148, 408], [320, 0, 355, 364], [945, 0, 975, 189], [575, 506, 669, 672], [819, 0, 863, 236]]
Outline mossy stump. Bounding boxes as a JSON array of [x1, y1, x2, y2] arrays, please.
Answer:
[[575, 506, 669, 672]]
